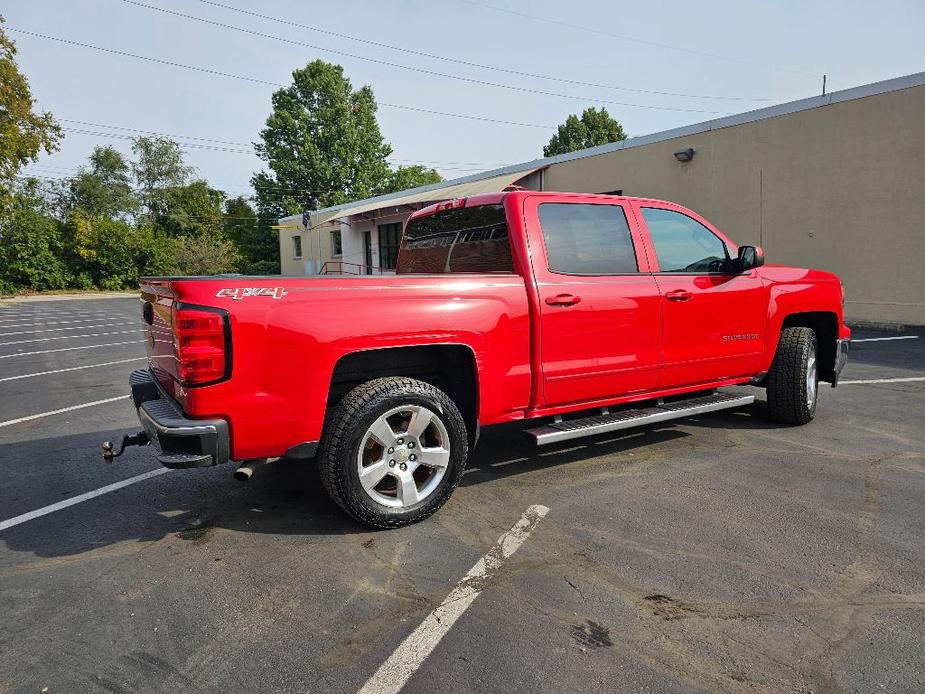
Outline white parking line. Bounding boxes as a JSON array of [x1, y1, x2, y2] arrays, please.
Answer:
[[0, 468, 171, 532], [0, 316, 128, 328], [0, 311, 125, 319], [0, 358, 147, 383], [0, 340, 144, 360], [852, 336, 918, 342], [0, 329, 139, 347], [840, 377, 925, 385], [0, 322, 134, 337], [0, 395, 131, 428], [356, 504, 549, 694]]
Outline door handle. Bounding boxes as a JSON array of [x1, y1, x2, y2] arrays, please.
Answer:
[[665, 289, 693, 302], [545, 293, 582, 307]]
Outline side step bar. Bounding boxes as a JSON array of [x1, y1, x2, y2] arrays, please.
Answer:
[[525, 392, 755, 446]]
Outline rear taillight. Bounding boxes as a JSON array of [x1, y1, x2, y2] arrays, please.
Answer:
[[172, 307, 229, 386]]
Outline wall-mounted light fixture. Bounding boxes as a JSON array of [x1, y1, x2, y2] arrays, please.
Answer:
[[673, 147, 695, 163]]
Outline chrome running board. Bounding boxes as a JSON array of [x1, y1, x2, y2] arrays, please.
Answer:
[[525, 392, 755, 446]]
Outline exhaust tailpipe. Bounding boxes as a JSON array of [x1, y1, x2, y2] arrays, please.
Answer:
[[234, 459, 261, 481]]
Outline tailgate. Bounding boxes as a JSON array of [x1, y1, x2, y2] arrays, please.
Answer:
[[140, 280, 180, 395]]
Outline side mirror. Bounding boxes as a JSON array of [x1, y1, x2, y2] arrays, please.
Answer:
[[736, 245, 765, 272]]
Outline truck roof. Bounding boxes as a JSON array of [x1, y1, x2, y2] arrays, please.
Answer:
[[411, 191, 676, 220]]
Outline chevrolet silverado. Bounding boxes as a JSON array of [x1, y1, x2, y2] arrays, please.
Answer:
[[107, 191, 850, 528]]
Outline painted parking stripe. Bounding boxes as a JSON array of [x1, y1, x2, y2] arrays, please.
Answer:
[[0, 316, 128, 328], [0, 322, 135, 337], [0, 329, 139, 347], [0, 340, 144, 360], [0, 395, 130, 428], [0, 357, 146, 383], [356, 504, 549, 694], [852, 336, 918, 342], [0, 468, 170, 532], [839, 377, 925, 385]]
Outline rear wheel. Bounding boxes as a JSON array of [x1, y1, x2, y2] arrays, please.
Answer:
[[766, 327, 818, 425], [319, 377, 468, 528]]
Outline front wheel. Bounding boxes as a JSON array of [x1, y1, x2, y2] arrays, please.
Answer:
[[766, 327, 819, 425], [319, 377, 468, 528]]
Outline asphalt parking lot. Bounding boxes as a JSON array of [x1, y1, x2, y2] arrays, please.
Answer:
[[1, 296, 923, 694]]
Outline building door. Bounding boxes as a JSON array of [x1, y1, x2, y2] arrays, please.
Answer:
[[525, 196, 663, 407], [635, 203, 768, 388], [377, 222, 402, 271], [363, 231, 373, 274]]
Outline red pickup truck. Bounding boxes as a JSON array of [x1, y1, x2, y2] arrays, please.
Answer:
[[113, 191, 849, 528]]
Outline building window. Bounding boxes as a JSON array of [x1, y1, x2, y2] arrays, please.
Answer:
[[378, 222, 402, 270], [330, 229, 343, 257], [292, 235, 303, 259]]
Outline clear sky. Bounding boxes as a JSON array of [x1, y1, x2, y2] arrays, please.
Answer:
[[6, 0, 925, 199]]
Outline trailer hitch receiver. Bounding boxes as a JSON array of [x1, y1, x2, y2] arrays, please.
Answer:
[[102, 431, 150, 463]]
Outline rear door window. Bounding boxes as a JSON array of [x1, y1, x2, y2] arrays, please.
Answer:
[[538, 202, 638, 275], [641, 207, 729, 273], [400, 205, 513, 274]]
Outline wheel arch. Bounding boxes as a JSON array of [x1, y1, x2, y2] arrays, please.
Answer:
[[327, 344, 480, 445], [777, 311, 839, 383]]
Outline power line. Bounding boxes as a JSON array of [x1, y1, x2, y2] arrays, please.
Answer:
[[7, 27, 555, 129], [120, 1, 730, 115], [59, 118, 505, 168], [61, 118, 250, 147], [457, 0, 819, 78], [58, 129, 490, 173], [193, 0, 769, 103]]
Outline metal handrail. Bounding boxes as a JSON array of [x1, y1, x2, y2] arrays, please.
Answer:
[[320, 260, 388, 275]]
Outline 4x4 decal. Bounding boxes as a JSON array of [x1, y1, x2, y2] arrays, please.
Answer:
[[215, 287, 288, 300]]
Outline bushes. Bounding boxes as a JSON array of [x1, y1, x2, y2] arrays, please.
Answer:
[[168, 235, 240, 276], [0, 197, 249, 294], [0, 192, 71, 291]]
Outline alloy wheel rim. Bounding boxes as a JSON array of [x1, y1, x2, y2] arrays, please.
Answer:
[[356, 404, 451, 508], [806, 352, 818, 409]]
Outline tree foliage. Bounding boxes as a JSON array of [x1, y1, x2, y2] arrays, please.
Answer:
[[253, 60, 393, 219], [0, 185, 70, 292], [543, 107, 627, 157], [381, 165, 442, 194], [132, 136, 193, 218], [0, 55, 440, 294], [63, 146, 137, 219], [0, 17, 61, 211]]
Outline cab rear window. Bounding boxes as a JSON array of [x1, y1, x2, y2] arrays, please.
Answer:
[[398, 205, 513, 274]]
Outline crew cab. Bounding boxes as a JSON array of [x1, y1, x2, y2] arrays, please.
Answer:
[[115, 192, 850, 528]]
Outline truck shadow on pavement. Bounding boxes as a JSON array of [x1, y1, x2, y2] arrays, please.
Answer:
[[1, 401, 789, 559]]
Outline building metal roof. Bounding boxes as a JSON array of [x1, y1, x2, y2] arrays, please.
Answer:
[[282, 70, 925, 228], [292, 167, 542, 228]]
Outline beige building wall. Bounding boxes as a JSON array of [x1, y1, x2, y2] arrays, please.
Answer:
[[278, 220, 341, 276], [542, 83, 925, 326]]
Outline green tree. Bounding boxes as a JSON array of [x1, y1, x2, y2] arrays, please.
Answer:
[[381, 165, 442, 194], [223, 195, 279, 274], [63, 145, 138, 218], [170, 235, 240, 276], [543, 107, 626, 157], [253, 60, 393, 220], [0, 186, 70, 291], [66, 212, 171, 289], [0, 17, 61, 211], [132, 136, 193, 218], [154, 180, 225, 238]]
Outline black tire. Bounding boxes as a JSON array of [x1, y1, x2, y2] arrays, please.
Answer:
[[318, 377, 468, 529], [766, 327, 819, 425]]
